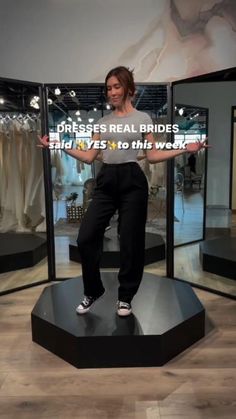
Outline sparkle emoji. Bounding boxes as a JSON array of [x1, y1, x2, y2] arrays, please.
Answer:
[[76, 139, 86, 150], [108, 140, 117, 150]]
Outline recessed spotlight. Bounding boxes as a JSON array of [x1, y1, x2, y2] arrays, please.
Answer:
[[69, 90, 76, 97]]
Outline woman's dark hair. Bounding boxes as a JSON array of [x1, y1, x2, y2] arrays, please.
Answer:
[[105, 66, 136, 102]]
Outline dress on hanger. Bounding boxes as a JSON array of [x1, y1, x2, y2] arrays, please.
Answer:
[[23, 118, 45, 229], [0, 119, 24, 231]]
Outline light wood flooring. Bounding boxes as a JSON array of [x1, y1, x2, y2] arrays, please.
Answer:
[[0, 284, 235, 418], [0, 234, 235, 297], [0, 200, 235, 297]]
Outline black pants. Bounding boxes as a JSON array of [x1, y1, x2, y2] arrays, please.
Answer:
[[77, 162, 148, 303]]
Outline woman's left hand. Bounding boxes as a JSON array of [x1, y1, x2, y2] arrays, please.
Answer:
[[186, 139, 210, 153], [37, 135, 50, 148]]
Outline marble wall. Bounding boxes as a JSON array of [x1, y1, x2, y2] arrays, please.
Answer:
[[0, 0, 235, 83]]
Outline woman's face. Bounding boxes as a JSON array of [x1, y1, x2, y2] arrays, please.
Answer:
[[106, 76, 125, 107]]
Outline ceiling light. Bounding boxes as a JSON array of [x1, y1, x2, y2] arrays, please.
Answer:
[[77, 117, 82, 122], [30, 97, 40, 109], [75, 110, 80, 115], [178, 108, 184, 116], [106, 104, 111, 110], [0, 98, 5, 104], [48, 99, 53, 105], [93, 107, 97, 112], [67, 117, 72, 122], [55, 87, 61, 95], [69, 90, 76, 97], [88, 118, 94, 123]]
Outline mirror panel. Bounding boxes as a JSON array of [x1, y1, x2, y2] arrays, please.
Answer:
[[173, 80, 236, 297], [46, 83, 168, 279], [174, 104, 208, 246], [0, 80, 48, 293]]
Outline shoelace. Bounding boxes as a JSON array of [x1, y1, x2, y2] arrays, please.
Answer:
[[82, 296, 93, 306], [118, 302, 130, 309]]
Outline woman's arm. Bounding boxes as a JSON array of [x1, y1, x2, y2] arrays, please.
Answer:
[[145, 132, 208, 163], [38, 133, 101, 164]]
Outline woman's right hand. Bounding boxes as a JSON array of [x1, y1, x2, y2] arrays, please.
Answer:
[[37, 135, 49, 148]]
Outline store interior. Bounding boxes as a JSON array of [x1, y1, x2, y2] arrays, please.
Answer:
[[46, 83, 169, 279], [0, 71, 236, 299]]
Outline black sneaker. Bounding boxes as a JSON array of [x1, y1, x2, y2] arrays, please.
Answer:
[[76, 290, 105, 314], [117, 301, 132, 317]]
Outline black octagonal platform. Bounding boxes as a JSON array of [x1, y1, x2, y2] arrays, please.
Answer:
[[0, 233, 47, 274], [31, 273, 205, 368], [200, 236, 236, 280], [69, 229, 165, 267]]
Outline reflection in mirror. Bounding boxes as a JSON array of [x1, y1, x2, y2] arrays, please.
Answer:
[[174, 104, 207, 245], [46, 84, 168, 279], [174, 78, 236, 298], [0, 80, 48, 294], [232, 107, 236, 213]]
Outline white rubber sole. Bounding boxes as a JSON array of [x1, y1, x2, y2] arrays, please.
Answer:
[[76, 291, 105, 315], [117, 306, 132, 317]]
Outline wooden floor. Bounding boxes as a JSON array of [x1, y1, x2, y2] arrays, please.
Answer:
[[0, 284, 235, 418], [1, 198, 235, 296]]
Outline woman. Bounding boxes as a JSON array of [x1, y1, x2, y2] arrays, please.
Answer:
[[39, 66, 208, 317]]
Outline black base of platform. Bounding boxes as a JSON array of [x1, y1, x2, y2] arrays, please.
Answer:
[[69, 229, 165, 267], [0, 233, 47, 274], [31, 273, 205, 368], [200, 236, 236, 280]]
